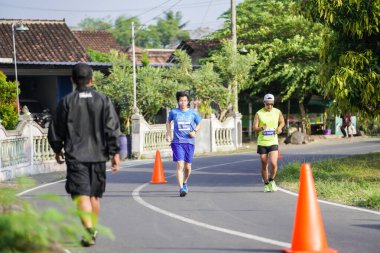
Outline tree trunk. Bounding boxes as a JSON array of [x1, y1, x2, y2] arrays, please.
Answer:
[[298, 101, 307, 134]]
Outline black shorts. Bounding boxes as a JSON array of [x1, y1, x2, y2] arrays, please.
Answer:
[[257, 145, 278, 155], [65, 161, 106, 198]]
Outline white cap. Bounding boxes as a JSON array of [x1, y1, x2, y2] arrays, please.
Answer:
[[263, 94, 275, 102]]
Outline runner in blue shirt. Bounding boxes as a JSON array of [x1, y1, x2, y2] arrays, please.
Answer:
[[166, 91, 202, 197]]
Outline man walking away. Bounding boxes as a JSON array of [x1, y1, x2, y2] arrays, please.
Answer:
[[48, 63, 121, 247]]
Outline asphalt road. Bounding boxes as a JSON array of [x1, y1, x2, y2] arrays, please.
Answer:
[[21, 137, 380, 253]]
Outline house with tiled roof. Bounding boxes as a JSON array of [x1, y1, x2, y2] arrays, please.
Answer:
[[0, 19, 110, 114], [73, 29, 175, 66], [173, 39, 221, 66], [72, 30, 123, 53], [124, 47, 175, 66]]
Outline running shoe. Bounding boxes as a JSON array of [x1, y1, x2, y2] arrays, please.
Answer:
[[269, 180, 278, 192], [183, 182, 188, 193], [179, 188, 187, 197], [264, 184, 270, 192], [81, 228, 98, 247]]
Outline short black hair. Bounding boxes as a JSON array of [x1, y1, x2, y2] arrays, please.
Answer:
[[176, 91, 190, 102], [72, 63, 93, 86]]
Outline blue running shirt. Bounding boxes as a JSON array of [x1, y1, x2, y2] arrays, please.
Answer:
[[168, 108, 201, 144]]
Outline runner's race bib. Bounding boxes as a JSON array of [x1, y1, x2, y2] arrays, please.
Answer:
[[177, 121, 191, 131], [263, 128, 276, 140]]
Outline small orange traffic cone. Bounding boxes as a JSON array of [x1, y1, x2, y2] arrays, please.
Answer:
[[150, 150, 167, 184], [282, 163, 338, 253], [278, 146, 284, 159]]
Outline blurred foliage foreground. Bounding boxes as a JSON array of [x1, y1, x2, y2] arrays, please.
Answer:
[[0, 177, 113, 253]]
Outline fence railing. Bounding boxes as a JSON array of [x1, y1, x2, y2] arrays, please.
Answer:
[[215, 128, 233, 147], [0, 116, 64, 181], [0, 137, 27, 167], [33, 136, 55, 161], [132, 112, 242, 159], [0, 111, 242, 180]]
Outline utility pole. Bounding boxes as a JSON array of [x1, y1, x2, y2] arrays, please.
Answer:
[[231, 0, 238, 112], [132, 22, 138, 114]]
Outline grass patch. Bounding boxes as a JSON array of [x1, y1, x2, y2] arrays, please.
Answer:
[[277, 152, 380, 211]]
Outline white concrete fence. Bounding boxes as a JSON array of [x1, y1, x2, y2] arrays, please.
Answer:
[[0, 114, 64, 181], [131, 112, 242, 159], [0, 112, 242, 181]]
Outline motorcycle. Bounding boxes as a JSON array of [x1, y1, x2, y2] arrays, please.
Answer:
[[34, 109, 52, 128]]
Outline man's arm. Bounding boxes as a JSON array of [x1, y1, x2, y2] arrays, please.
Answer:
[[253, 113, 264, 133], [276, 111, 285, 134], [48, 100, 66, 164], [166, 120, 172, 142], [104, 97, 121, 172]]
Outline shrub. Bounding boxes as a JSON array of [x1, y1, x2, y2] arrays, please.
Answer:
[[0, 71, 18, 129]]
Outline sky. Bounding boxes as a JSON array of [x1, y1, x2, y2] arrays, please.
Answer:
[[0, 0, 244, 31]]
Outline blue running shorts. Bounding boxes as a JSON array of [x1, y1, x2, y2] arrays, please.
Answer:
[[171, 143, 195, 163]]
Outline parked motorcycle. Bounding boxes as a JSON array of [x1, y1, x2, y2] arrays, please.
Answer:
[[34, 109, 52, 128]]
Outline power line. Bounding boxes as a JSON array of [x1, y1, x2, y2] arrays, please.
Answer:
[[141, 0, 183, 26], [0, 0, 227, 13], [200, 0, 214, 28]]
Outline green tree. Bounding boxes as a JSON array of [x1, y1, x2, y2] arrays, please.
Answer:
[[213, 0, 324, 118], [0, 71, 18, 130], [299, 0, 380, 117], [207, 40, 257, 119], [113, 16, 141, 47], [93, 50, 134, 134], [87, 49, 110, 62], [77, 17, 113, 30], [136, 25, 161, 48], [155, 11, 190, 48]]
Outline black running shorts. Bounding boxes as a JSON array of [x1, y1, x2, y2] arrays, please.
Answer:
[[257, 145, 278, 155], [65, 161, 106, 198]]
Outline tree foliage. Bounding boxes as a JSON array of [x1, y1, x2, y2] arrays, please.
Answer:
[[155, 11, 190, 48], [0, 178, 112, 252], [0, 71, 18, 130], [110, 11, 190, 48], [212, 0, 324, 114], [94, 50, 134, 134], [113, 16, 141, 47], [77, 17, 113, 30], [299, 0, 380, 117], [206, 40, 257, 115]]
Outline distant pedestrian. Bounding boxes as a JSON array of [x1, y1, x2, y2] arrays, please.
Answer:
[[166, 91, 201, 197], [253, 94, 285, 192], [340, 112, 353, 138], [48, 63, 121, 247]]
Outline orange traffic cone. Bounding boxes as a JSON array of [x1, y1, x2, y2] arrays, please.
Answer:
[[282, 163, 338, 253], [150, 150, 167, 184], [278, 146, 284, 159]]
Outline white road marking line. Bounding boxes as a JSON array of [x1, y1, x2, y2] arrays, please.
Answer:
[[133, 159, 291, 248], [133, 183, 290, 248], [17, 160, 153, 197], [279, 188, 380, 215]]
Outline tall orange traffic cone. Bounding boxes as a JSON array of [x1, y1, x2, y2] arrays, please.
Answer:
[[282, 163, 338, 253], [150, 150, 167, 184]]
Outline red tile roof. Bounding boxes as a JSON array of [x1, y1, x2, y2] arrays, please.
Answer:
[[124, 47, 175, 64], [0, 19, 90, 62], [172, 39, 221, 65], [72, 30, 123, 53]]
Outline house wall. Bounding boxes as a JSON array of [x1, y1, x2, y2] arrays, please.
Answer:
[[35, 76, 58, 111]]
